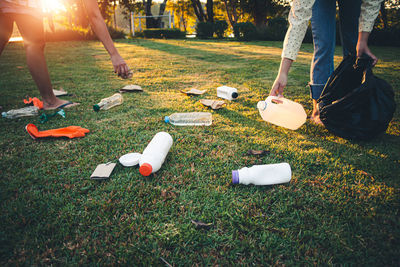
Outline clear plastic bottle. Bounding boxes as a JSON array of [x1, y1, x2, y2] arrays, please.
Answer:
[[232, 163, 291, 185], [217, 86, 238, 101], [257, 96, 307, 130], [93, 93, 123, 111], [164, 112, 212, 126], [2, 106, 39, 119], [139, 132, 173, 176]]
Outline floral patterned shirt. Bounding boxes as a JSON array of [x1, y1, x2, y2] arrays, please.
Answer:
[[282, 0, 383, 60]]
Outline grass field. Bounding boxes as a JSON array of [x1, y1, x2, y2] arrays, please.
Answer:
[[0, 39, 399, 265]]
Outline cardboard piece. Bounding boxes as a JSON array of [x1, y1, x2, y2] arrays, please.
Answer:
[[200, 99, 226, 110], [119, 84, 143, 93], [180, 88, 207, 95], [90, 162, 116, 180]]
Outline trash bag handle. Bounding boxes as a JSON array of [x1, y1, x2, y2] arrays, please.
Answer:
[[354, 55, 374, 70]]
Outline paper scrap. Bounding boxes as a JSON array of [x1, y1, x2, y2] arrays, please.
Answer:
[[180, 88, 207, 95], [200, 99, 226, 110], [90, 162, 116, 180], [53, 89, 69, 97], [119, 84, 143, 93]]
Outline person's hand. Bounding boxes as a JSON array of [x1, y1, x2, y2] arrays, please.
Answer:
[[357, 32, 378, 66], [111, 54, 131, 79], [357, 41, 378, 66], [270, 73, 287, 97]]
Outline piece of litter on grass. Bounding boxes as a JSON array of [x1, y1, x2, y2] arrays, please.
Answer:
[[191, 220, 213, 229], [53, 88, 69, 97], [180, 88, 207, 95], [247, 150, 270, 156], [200, 99, 226, 110], [39, 109, 66, 123], [91, 162, 116, 180], [26, 124, 90, 139], [119, 84, 143, 93]]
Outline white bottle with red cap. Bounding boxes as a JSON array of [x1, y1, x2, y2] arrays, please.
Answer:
[[232, 163, 291, 185], [139, 132, 173, 176]]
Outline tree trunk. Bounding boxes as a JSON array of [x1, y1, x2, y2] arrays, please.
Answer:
[[253, 0, 267, 28], [191, 0, 206, 22], [154, 0, 168, 27], [223, 0, 238, 28], [379, 2, 388, 29], [206, 0, 214, 23]]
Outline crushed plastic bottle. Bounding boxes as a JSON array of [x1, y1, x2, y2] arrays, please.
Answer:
[[217, 86, 238, 101], [164, 112, 212, 126], [232, 163, 291, 186], [139, 132, 173, 176], [93, 93, 123, 111], [2, 106, 39, 119]]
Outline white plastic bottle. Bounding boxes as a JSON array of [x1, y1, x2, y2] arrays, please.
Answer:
[[257, 96, 307, 130], [2, 106, 39, 119], [164, 112, 212, 126], [232, 163, 291, 185], [93, 93, 123, 111], [217, 86, 239, 101], [139, 132, 173, 176]]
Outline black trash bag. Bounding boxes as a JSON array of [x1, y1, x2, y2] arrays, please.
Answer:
[[318, 55, 396, 140]]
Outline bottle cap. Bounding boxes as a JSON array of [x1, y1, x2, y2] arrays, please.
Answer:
[[139, 163, 153, 176], [232, 170, 239, 184], [93, 104, 100, 112], [232, 92, 238, 99], [164, 116, 170, 123], [119, 152, 142, 167]]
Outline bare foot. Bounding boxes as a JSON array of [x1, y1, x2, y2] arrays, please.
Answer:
[[43, 98, 79, 110], [310, 114, 324, 126]]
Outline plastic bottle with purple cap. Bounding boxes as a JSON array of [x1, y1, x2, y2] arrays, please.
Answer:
[[232, 163, 292, 185]]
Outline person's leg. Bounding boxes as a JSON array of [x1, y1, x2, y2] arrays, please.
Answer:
[[309, 0, 337, 124], [14, 14, 73, 109], [0, 13, 14, 55], [338, 0, 361, 58]]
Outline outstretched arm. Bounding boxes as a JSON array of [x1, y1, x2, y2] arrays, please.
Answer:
[[357, 0, 384, 66], [82, 0, 131, 78], [270, 58, 293, 97], [270, 0, 314, 96]]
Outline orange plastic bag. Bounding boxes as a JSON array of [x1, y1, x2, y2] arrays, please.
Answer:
[[26, 124, 89, 139], [24, 97, 43, 110]]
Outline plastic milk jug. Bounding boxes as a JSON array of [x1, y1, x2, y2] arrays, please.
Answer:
[[93, 93, 123, 111], [232, 163, 291, 185], [217, 86, 239, 101], [257, 96, 307, 130], [164, 112, 212, 126], [139, 132, 173, 176]]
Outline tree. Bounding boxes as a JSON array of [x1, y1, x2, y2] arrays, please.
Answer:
[[191, 0, 214, 23], [223, 0, 239, 28], [167, 0, 196, 32], [120, 0, 169, 28]]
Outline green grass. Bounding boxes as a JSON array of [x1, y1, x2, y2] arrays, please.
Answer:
[[0, 39, 399, 265]]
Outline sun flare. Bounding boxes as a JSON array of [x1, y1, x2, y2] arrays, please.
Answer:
[[42, 0, 66, 13]]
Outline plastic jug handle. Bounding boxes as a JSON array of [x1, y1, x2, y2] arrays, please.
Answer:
[[267, 95, 284, 104]]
